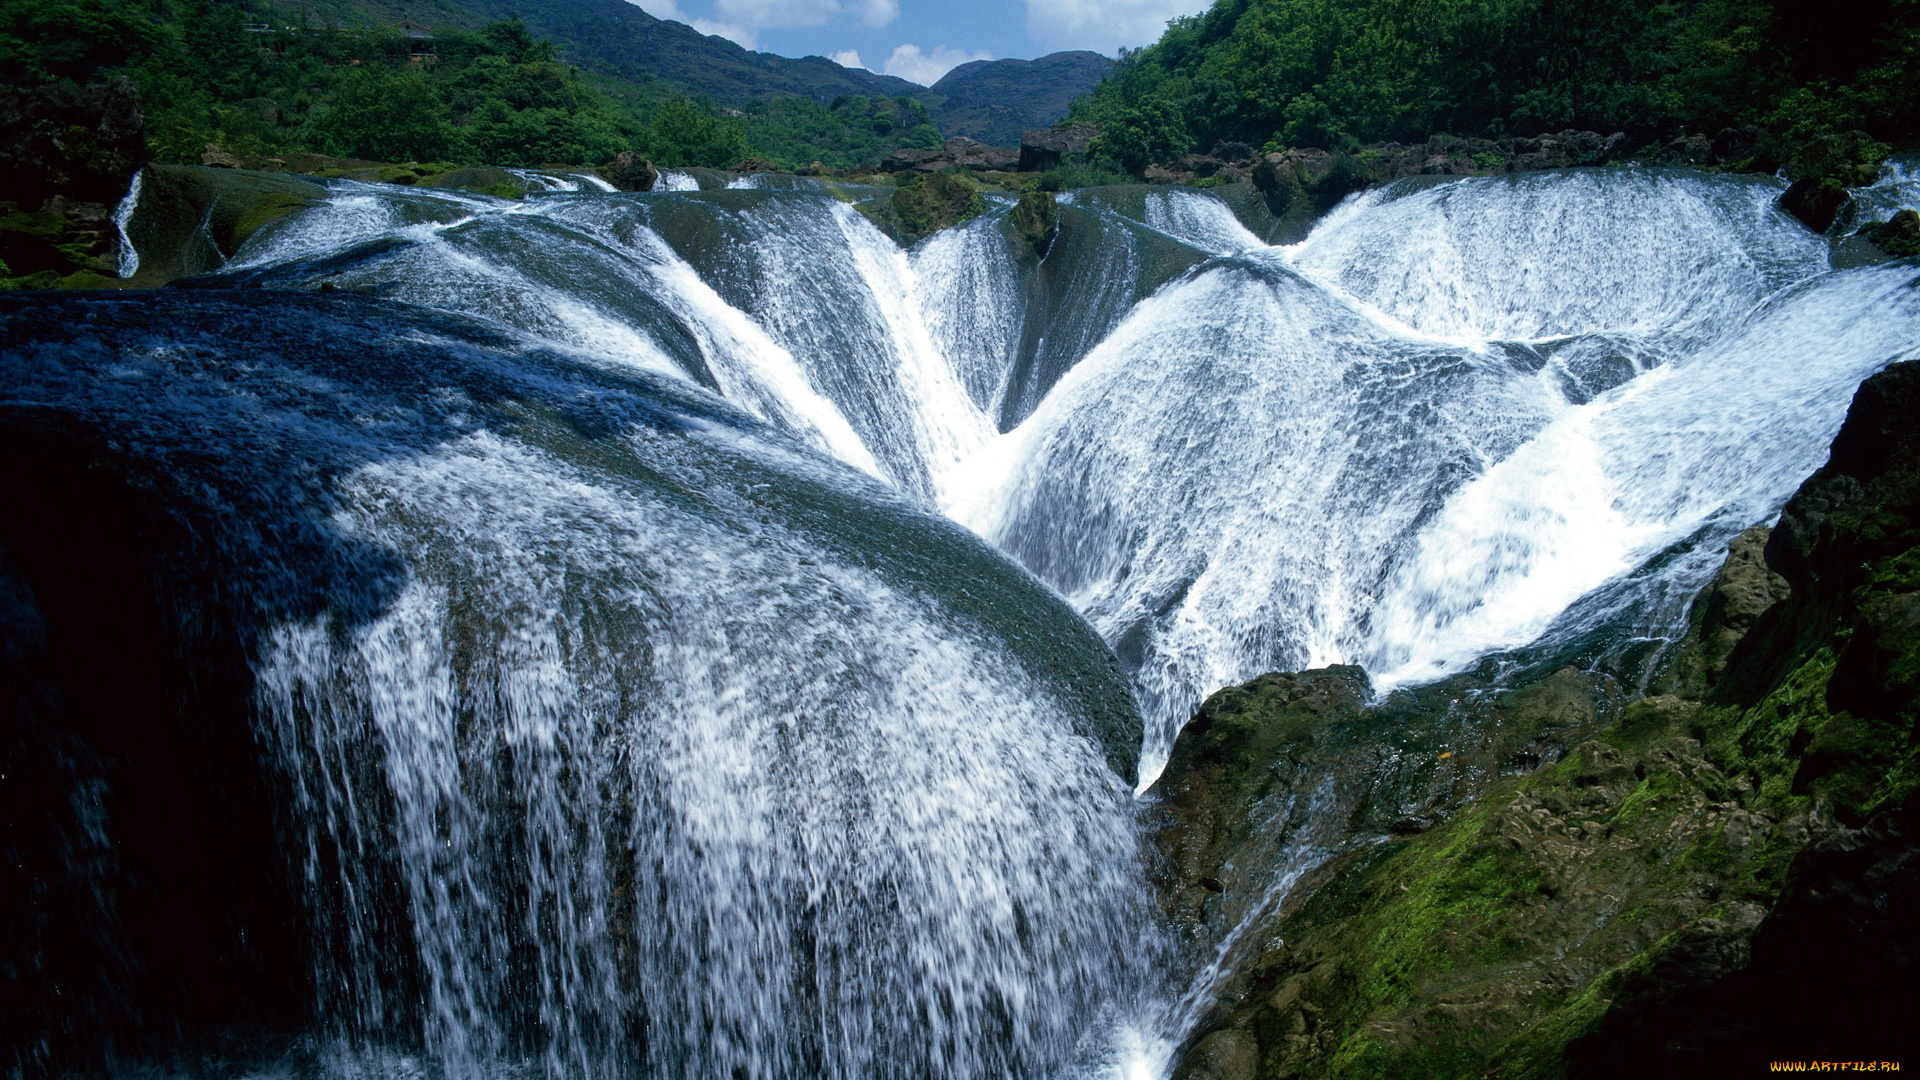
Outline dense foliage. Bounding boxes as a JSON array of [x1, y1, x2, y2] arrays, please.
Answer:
[[1071, 0, 1920, 170], [734, 95, 942, 170], [0, 0, 943, 168]]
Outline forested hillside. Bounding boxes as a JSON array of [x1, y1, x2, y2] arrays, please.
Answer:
[[0, 0, 944, 169], [1072, 0, 1920, 170], [926, 51, 1115, 147]]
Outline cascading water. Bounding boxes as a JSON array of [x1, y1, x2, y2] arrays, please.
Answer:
[[0, 291, 1152, 1080], [111, 166, 145, 279], [961, 170, 1917, 778], [14, 160, 1920, 1077]]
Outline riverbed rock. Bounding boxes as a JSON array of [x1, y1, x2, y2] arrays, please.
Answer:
[[1010, 190, 1058, 257], [1156, 362, 1920, 1077], [117, 164, 327, 285], [1859, 208, 1920, 257], [888, 171, 986, 244], [601, 151, 658, 192]]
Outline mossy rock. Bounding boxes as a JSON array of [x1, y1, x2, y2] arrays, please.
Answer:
[[422, 166, 527, 199], [1009, 191, 1058, 256], [121, 165, 327, 285], [0, 200, 121, 287], [1859, 208, 1920, 258], [889, 172, 987, 245], [1779, 131, 1891, 232]]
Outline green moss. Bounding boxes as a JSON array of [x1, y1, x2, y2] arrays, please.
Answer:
[[1009, 191, 1059, 257], [890, 172, 987, 244]]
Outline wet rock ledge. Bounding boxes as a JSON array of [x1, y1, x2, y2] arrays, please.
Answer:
[[1153, 361, 1920, 1078]]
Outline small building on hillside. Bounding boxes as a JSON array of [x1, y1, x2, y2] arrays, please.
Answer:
[[395, 20, 437, 63]]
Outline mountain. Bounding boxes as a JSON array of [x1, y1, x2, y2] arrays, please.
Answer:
[[925, 51, 1115, 147], [275, 0, 928, 104], [277, 0, 1105, 141]]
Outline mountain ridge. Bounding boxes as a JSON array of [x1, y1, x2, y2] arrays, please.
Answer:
[[274, 0, 1108, 142]]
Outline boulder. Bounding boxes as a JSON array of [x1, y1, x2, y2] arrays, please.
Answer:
[[1208, 141, 1253, 164], [601, 150, 658, 192], [946, 136, 1019, 172], [881, 146, 950, 173], [1779, 130, 1888, 232], [1018, 122, 1099, 172], [199, 144, 244, 169], [1858, 208, 1920, 257], [888, 171, 986, 244]]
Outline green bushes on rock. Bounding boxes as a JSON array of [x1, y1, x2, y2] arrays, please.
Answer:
[[889, 172, 986, 245], [1009, 191, 1058, 256]]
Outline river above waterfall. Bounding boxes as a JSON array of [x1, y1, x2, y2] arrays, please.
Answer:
[[3, 164, 1917, 1078]]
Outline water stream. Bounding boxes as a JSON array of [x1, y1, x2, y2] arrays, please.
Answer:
[[7, 164, 1919, 1077]]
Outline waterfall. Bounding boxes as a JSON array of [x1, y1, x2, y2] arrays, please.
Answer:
[[1846, 152, 1920, 228], [111, 167, 145, 279], [0, 290, 1153, 1080], [14, 163, 1919, 1076], [198, 168, 1920, 782]]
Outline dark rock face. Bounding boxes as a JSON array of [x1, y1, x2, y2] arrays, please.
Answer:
[[602, 150, 658, 192], [1019, 122, 1100, 172], [1783, 175, 1854, 232], [0, 78, 147, 286], [0, 78, 146, 209], [880, 136, 1019, 174], [1779, 130, 1890, 233], [1156, 361, 1920, 1078], [1859, 209, 1920, 257]]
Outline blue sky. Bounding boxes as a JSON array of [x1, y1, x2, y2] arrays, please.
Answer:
[[625, 0, 1215, 84]]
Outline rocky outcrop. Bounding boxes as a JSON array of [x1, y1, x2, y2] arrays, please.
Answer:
[[117, 164, 327, 286], [601, 150, 658, 192], [1779, 130, 1889, 232], [1009, 191, 1058, 257], [1018, 122, 1099, 172], [1157, 361, 1920, 1078], [881, 171, 987, 244], [0, 78, 147, 288], [881, 135, 1020, 174], [1858, 209, 1920, 258]]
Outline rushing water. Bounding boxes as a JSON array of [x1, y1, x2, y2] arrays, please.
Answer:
[[7, 164, 1919, 1077], [0, 291, 1149, 1080]]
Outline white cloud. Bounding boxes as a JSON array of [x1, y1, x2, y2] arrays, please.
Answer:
[[692, 17, 758, 47], [853, 0, 898, 27], [830, 49, 868, 70], [632, 0, 899, 49], [1024, 0, 1212, 54], [713, 0, 840, 30], [629, 0, 688, 18], [880, 43, 992, 87]]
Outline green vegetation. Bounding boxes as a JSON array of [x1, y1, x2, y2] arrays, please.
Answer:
[[887, 172, 987, 245], [1071, 0, 1920, 169], [733, 95, 942, 171], [0, 0, 948, 170]]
